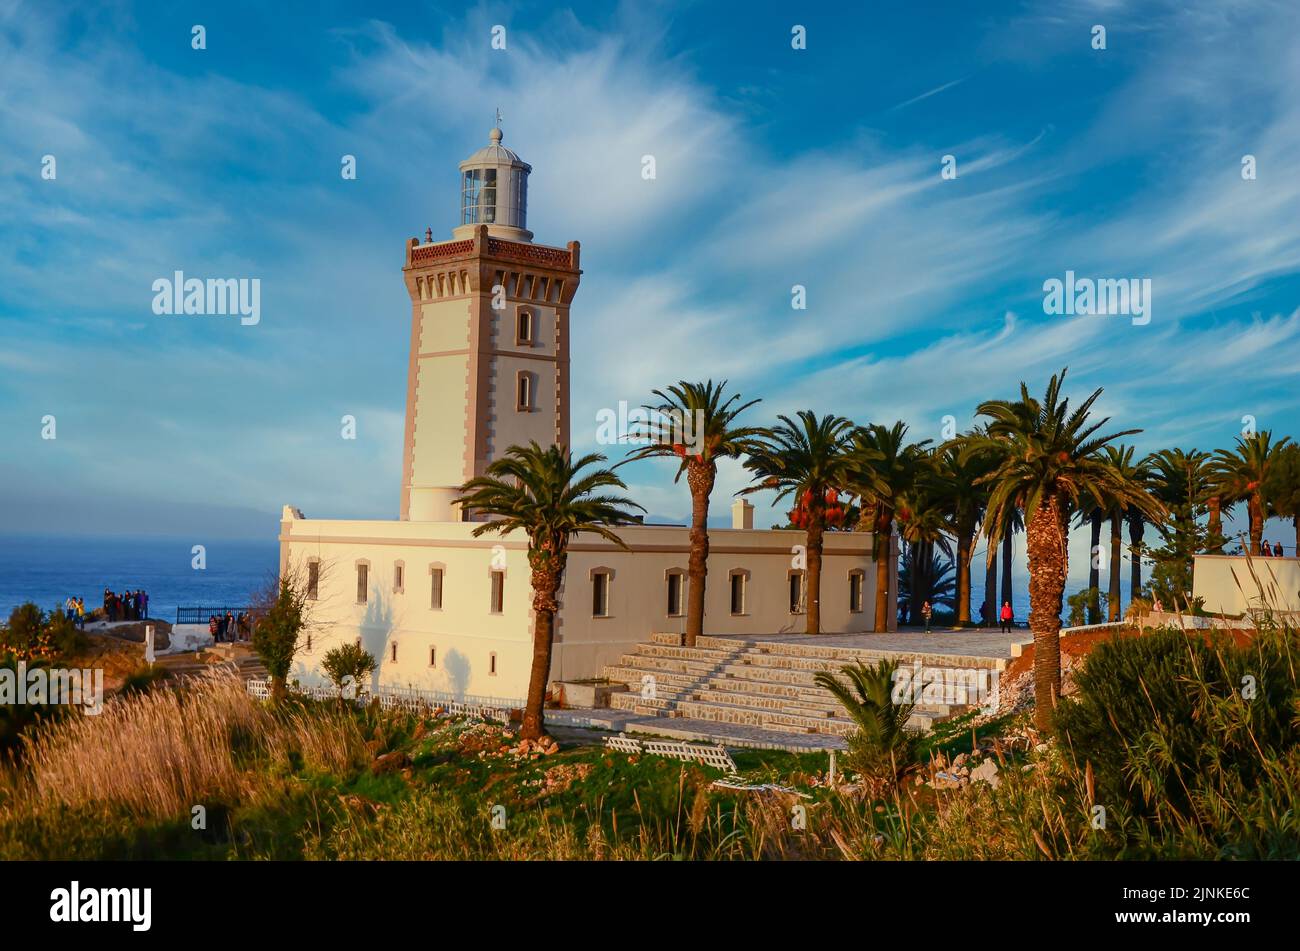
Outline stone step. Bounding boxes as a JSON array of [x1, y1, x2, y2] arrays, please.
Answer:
[[607, 669, 965, 720], [699, 635, 1006, 670]]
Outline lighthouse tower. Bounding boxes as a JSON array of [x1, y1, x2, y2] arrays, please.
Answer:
[[399, 126, 581, 521]]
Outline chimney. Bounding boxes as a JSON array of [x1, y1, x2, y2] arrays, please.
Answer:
[[731, 499, 754, 530]]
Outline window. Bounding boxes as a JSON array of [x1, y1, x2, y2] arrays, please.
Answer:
[[730, 571, 748, 616], [666, 572, 684, 617], [390, 642, 398, 663], [393, 561, 404, 594], [356, 562, 369, 604], [849, 571, 865, 613], [516, 371, 533, 411], [461, 168, 499, 225], [489, 652, 498, 676], [788, 572, 805, 615], [490, 570, 505, 613], [430, 566, 444, 610], [429, 647, 437, 668], [516, 309, 534, 345], [592, 571, 610, 617], [307, 561, 319, 600]]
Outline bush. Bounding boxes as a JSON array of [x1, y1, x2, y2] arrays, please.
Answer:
[[321, 642, 377, 699], [1055, 626, 1297, 824], [814, 659, 917, 797]]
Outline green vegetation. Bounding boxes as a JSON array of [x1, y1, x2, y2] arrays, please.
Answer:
[[321, 642, 377, 699]]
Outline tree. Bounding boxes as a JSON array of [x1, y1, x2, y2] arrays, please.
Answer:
[[1262, 443, 1300, 554], [848, 422, 932, 632], [1101, 446, 1150, 620], [321, 642, 377, 702], [251, 570, 317, 703], [929, 440, 995, 624], [1211, 431, 1291, 555], [813, 659, 917, 797], [458, 442, 643, 740], [743, 412, 856, 634], [627, 380, 764, 646], [968, 368, 1165, 732]]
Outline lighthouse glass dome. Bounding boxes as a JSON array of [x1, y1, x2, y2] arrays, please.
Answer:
[[457, 126, 530, 236]]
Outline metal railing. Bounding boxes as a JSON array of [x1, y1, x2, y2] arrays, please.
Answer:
[[175, 606, 252, 625]]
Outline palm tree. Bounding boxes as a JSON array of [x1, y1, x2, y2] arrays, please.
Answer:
[[968, 369, 1164, 732], [1212, 431, 1292, 555], [848, 422, 932, 632], [457, 443, 644, 740], [897, 547, 957, 618], [813, 659, 916, 796], [1147, 448, 1213, 555], [627, 380, 765, 646], [1101, 446, 1150, 620], [1263, 443, 1300, 555], [743, 412, 856, 635], [930, 439, 996, 624], [897, 476, 953, 625]]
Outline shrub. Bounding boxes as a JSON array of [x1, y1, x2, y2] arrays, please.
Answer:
[[814, 659, 917, 797], [1055, 625, 1298, 826], [321, 642, 377, 699]]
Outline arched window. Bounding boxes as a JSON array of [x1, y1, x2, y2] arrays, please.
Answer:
[[517, 371, 534, 412]]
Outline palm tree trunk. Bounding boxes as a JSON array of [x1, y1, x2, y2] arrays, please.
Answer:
[[1207, 496, 1222, 552], [1000, 527, 1013, 611], [1108, 512, 1122, 621], [1128, 513, 1143, 599], [872, 503, 892, 632], [1249, 492, 1264, 555], [522, 606, 556, 741], [684, 461, 715, 647], [956, 530, 973, 625], [1088, 509, 1102, 623], [1027, 494, 1067, 732], [1294, 515, 1299, 557], [806, 521, 825, 635], [984, 542, 997, 627]]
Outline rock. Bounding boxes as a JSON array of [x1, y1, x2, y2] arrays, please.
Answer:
[[371, 750, 412, 775], [970, 759, 1001, 788]]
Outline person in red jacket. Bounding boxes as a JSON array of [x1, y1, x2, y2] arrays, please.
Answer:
[[999, 601, 1013, 633]]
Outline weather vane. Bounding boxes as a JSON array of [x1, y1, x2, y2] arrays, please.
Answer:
[[494, 107, 503, 129]]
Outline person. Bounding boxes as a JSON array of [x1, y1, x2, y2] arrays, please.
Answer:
[[65, 596, 76, 623], [107, 590, 116, 622], [1261, 539, 1272, 556], [75, 597, 85, 629], [209, 614, 219, 642], [1000, 600, 1013, 633], [921, 600, 933, 634], [1274, 542, 1284, 558], [225, 611, 236, 643], [140, 589, 149, 620]]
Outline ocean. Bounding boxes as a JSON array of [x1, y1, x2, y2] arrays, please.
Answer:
[[0, 535, 280, 623], [0, 533, 1073, 627]]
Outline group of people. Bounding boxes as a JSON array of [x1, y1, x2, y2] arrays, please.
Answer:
[[62, 596, 87, 628], [103, 587, 149, 622], [1258, 540, 1289, 557], [209, 611, 250, 643]]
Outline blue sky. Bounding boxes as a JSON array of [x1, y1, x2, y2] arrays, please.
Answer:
[[2, 0, 1299, 578]]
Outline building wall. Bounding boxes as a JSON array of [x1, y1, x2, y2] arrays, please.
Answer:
[[1192, 554, 1300, 614], [280, 511, 885, 702]]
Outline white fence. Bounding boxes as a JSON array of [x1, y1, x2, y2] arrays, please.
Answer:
[[245, 678, 521, 724], [603, 732, 738, 773]]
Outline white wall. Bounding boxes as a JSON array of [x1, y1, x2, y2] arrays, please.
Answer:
[[280, 513, 883, 700], [1193, 554, 1300, 615]]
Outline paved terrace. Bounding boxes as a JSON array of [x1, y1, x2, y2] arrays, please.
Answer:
[[725, 626, 1032, 662]]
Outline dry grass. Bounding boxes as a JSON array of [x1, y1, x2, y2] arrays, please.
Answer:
[[0, 670, 365, 823]]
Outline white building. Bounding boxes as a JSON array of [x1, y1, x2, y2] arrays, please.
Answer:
[[279, 127, 894, 704]]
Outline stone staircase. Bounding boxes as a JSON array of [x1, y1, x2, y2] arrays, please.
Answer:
[[602, 633, 1001, 737], [155, 643, 267, 682]]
